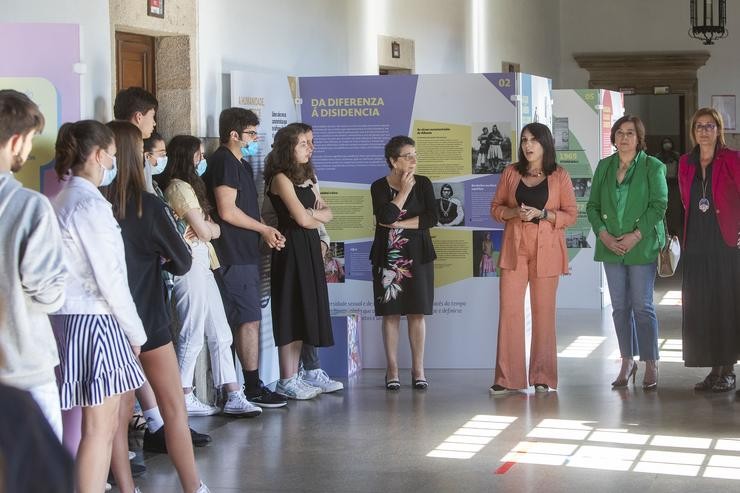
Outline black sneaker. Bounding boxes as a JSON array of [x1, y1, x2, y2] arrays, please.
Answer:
[[246, 385, 288, 408], [190, 427, 212, 447], [143, 426, 212, 454]]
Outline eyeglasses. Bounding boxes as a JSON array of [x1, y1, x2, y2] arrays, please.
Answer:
[[398, 153, 418, 160], [615, 130, 636, 138], [242, 130, 258, 137], [695, 123, 717, 132]]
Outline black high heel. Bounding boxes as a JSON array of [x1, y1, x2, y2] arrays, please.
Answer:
[[642, 361, 658, 391], [385, 374, 400, 391], [411, 371, 428, 390], [612, 359, 637, 388]]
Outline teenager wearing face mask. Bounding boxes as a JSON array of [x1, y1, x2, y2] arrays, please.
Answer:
[[158, 135, 263, 417], [104, 121, 209, 493], [116, 94, 212, 456], [202, 108, 287, 408], [144, 131, 168, 178], [51, 120, 147, 493]]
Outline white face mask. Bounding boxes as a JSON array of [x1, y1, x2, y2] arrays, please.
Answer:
[[99, 152, 118, 187], [151, 156, 168, 175]]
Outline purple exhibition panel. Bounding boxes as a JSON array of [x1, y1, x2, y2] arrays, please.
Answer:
[[300, 75, 419, 185], [483, 73, 516, 106], [0, 23, 81, 124], [0, 23, 81, 196], [343, 240, 374, 282], [465, 173, 503, 229]]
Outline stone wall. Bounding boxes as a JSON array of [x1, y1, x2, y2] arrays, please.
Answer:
[[109, 0, 198, 138]]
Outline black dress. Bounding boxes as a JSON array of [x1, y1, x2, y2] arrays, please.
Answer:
[[682, 164, 740, 367], [370, 176, 437, 316], [268, 183, 333, 347]]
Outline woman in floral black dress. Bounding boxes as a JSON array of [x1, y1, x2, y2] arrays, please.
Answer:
[[370, 136, 437, 390]]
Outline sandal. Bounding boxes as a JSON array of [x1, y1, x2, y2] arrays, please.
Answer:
[[385, 375, 401, 391], [695, 373, 720, 391], [711, 373, 736, 393]]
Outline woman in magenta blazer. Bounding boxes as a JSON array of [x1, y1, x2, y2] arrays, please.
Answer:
[[489, 123, 577, 394], [679, 107, 740, 393]]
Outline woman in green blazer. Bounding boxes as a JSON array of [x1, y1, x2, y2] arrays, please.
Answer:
[[587, 115, 667, 390]]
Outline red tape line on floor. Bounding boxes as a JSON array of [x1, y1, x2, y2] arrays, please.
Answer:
[[495, 461, 516, 474]]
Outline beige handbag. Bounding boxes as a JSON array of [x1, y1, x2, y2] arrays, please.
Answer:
[[657, 221, 681, 277]]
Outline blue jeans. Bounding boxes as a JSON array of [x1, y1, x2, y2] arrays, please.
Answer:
[[603, 262, 659, 361]]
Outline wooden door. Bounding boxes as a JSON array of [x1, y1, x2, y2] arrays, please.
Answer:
[[115, 32, 156, 94]]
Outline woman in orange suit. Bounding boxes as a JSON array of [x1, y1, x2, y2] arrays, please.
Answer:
[[489, 123, 577, 394]]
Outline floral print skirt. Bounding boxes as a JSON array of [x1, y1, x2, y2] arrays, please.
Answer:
[[372, 227, 434, 316]]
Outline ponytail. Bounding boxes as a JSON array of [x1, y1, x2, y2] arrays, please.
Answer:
[[54, 120, 114, 180]]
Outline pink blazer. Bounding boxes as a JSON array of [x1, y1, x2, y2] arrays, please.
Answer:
[[490, 165, 578, 276], [678, 147, 740, 248]]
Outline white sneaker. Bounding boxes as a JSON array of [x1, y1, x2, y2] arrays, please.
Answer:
[[301, 368, 343, 393], [222, 390, 262, 417], [195, 482, 211, 493], [184, 391, 220, 416], [296, 375, 323, 396], [276, 376, 320, 400]]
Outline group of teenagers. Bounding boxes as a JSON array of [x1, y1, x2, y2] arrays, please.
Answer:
[[1, 82, 739, 493], [0, 87, 343, 493]]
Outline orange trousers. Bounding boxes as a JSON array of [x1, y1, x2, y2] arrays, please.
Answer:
[[494, 223, 559, 390]]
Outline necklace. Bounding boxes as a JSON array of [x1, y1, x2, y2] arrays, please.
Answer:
[[527, 168, 543, 177], [698, 169, 710, 213], [439, 198, 453, 217]]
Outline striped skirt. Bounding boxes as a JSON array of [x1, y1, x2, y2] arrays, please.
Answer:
[[57, 314, 146, 409]]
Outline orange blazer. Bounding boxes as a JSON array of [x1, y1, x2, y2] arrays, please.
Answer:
[[490, 165, 578, 276]]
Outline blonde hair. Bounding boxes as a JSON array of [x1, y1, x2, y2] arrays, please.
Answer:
[[690, 107, 726, 148]]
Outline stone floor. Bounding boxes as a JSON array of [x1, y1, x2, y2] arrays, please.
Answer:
[[127, 273, 740, 492]]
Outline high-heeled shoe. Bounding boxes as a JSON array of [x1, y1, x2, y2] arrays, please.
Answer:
[[411, 371, 428, 390], [385, 374, 400, 391], [642, 360, 658, 391], [611, 359, 637, 388]]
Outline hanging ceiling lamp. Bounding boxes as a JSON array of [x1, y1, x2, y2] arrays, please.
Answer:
[[689, 0, 728, 45]]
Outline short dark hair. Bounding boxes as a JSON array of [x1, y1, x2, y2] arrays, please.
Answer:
[[384, 135, 415, 168], [610, 115, 646, 151], [514, 123, 558, 176], [218, 107, 260, 144], [143, 131, 165, 153], [0, 89, 45, 146], [55, 120, 114, 179], [113, 87, 158, 121]]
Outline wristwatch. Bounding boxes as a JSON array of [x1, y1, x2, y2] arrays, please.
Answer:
[[541, 209, 548, 220]]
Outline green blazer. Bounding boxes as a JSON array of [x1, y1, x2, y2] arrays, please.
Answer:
[[586, 151, 668, 264]]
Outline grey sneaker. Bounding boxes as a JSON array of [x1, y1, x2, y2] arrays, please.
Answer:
[[301, 368, 343, 393], [276, 376, 320, 400]]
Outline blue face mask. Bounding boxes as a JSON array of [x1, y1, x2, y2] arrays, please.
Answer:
[[99, 155, 118, 187], [240, 141, 259, 158], [151, 156, 168, 175], [195, 159, 207, 176]]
